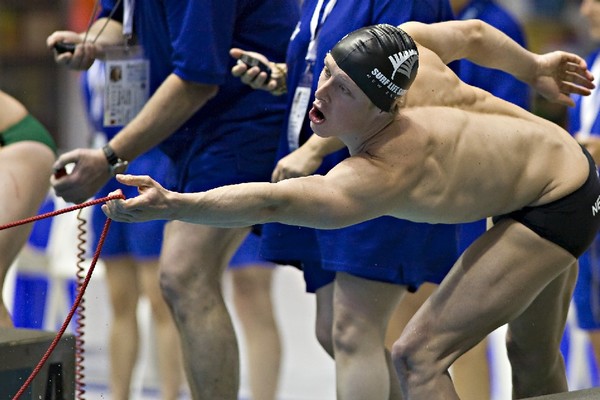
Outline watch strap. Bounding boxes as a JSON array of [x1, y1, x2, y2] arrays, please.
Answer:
[[102, 144, 128, 176]]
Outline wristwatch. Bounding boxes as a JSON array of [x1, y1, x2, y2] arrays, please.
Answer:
[[102, 144, 129, 176]]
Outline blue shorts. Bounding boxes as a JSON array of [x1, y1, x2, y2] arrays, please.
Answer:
[[317, 218, 458, 292], [168, 116, 280, 193], [260, 223, 322, 267], [261, 218, 458, 293], [457, 220, 486, 254], [573, 235, 600, 330], [91, 147, 172, 259], [230, 229, 274, 269]]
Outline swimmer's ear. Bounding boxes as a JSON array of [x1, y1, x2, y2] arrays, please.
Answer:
[[389, 95, 407, 114]]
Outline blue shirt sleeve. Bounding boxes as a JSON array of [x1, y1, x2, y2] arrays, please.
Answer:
[[163, 0, 236, 84]]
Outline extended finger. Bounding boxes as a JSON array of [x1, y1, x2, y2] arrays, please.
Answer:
[[565, 70, 595, 90], [560, 80, 593, 97]]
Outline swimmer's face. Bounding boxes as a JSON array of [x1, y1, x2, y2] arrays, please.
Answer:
[[309, 55, 386, 138]]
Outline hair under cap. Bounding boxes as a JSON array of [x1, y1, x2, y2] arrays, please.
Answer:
[[330, 24, 419, 112]]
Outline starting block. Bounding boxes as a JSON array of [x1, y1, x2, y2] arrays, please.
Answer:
[[0, 328, 75, 399]]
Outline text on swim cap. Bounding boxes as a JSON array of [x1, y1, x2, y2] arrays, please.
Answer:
[[370, 68, 404, 96], [389, 49, 418, 81]]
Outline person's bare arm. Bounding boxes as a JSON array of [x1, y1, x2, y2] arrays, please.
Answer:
[[103, 157, 389, 229], [107, 74, 217, 161], [401, 20, 594, 106], [51, 74, 218, 204], [47, 18, 125, 70], [272, 135, 346, 181]]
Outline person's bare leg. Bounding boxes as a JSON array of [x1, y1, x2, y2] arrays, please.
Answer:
[[392, 219, 577, 400], [315, 282, 335, 357], [159, 221, 248, 400], [384, 283, 436, 350], [231, 265, 281, 400], [506, 265, 577, 398], [451, 339, 491, 400], [0, 142, 54, 328], [386, 283, 491, 400], [104, 257, 141, 400], [139, 260, 185, 400], [333, 272, 405, 400]]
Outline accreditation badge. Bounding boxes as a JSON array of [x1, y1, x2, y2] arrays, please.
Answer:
[[287, 62, 314, 151], [103, 45, 149, 127]]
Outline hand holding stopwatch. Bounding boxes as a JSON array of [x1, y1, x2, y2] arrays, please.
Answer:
[[54, 42, 77, 54], [239, 53, 272, 80]]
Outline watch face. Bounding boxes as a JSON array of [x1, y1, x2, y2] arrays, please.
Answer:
[[110, 160, 129, 176], [103, 144, 128, 176]]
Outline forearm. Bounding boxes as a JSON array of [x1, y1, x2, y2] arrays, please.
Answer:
[[406, 20, 537, 83], [171, 178, 343, 229], [83, 18, 125, 47], [172, 182, 283, 227], [458, 20, 537, 84], [109, 74, 218, 161], [302, 134, 345, 158]]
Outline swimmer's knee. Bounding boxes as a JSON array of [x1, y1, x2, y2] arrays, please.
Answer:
[[391, 329, 448, 389], [391, 334, 424, 382]]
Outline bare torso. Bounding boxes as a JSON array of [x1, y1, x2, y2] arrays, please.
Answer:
[[354, 44, 589, 224]]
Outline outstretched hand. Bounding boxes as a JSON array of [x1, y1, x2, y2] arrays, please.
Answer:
[[102, 174, 175, 222], [532, 51, 595, 107]]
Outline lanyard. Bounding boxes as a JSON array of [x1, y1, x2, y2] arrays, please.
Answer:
[[123, 0, 135, 41], [579, 54, 600, 137], [306, 0, 337, 62]]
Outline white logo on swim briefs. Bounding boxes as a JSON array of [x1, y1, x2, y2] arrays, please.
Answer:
[[593, 194, 600, 216], [389, 49, 418, 81]]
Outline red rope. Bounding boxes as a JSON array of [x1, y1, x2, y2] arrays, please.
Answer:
[[0, 194, 124, 231], [9, 193, 124, 400]]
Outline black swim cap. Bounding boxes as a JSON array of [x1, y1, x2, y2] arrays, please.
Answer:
[[330, 24, 419, 112]]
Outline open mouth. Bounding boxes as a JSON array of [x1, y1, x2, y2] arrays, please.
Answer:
[[309, 105, 325, 124]]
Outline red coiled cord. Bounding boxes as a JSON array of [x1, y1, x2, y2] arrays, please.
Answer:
[[74, 209, 88, 399], [3, 193, 125, 400]]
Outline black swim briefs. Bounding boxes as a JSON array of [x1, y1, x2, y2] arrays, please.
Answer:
[[493, 146, 600, 258]]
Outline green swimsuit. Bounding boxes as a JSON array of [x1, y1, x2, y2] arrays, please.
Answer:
[[0, 114, 57, 154]]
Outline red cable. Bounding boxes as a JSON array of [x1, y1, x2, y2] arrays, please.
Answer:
[[8, 193, 125, 400], [0, 194, 123, 231], [74, 209, 89, 398]]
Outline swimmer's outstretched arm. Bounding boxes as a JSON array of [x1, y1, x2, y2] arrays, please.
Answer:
[[401, 19, 594, 106], [102, 171, 385, 229]]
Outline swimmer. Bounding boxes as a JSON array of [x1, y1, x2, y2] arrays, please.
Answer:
[[0, 90, 56, 327], [103, 20, 598, 399]]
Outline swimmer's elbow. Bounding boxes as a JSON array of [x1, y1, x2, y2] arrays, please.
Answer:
[[455, 20, 487, 61]]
